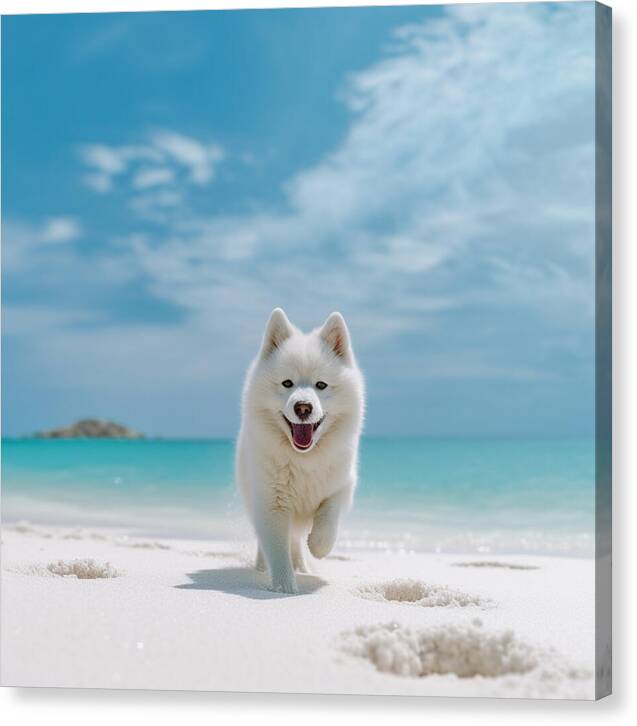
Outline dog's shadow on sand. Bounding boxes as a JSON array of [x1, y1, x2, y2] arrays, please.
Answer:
[[175, 567, 327, 600]]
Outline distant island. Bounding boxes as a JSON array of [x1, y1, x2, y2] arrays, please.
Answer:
[[33, 419, 145, 440]]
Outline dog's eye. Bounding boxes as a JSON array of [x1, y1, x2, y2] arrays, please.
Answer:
[[281, 379, 294, 388], [315, 381, 328, 390]]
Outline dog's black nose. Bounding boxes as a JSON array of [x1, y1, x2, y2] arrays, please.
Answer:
[[294, 402, 313, 420]]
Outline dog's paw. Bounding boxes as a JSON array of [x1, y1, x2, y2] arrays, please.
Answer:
[[308, 524, 337, 559], [270, 572, 298, 595]]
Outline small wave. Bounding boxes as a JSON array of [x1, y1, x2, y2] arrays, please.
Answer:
[[115, 537, 171, 550], [5, 521, 54, 538], [452, 561, 539, 571]]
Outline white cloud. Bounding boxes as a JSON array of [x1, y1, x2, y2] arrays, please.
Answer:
[[2, 218, 134, 282], [79, 131, 224, 199], [41, 217, 81, 244], [132, 167, 175, 190], [80, 144, 127, 174], [151, 131, 223, 185], [3, 217, 82, 272]]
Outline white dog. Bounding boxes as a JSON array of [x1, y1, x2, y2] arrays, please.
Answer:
[[236, 308, 365, 594]]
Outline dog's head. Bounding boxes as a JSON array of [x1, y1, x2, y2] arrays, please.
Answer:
[[250, 308, 364, 453]]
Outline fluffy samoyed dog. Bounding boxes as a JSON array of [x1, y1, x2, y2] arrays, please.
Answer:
[[236, 308, 365, 593]]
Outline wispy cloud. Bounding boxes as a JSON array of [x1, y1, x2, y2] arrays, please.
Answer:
[[111, 3, 595, 344], [2, 218, 134, 299], [41, 217, 81, 244], [78, 130, 224, 225], [132, 167, 175, 190], [79, 130, 223, 203], [150, 131, 223, 185], [3, 217, 81, 272]]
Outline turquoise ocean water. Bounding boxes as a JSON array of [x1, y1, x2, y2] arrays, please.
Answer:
[[0, 438, 595, 556]]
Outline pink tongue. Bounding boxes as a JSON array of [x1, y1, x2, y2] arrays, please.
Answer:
[[291, 423, 313, 448]]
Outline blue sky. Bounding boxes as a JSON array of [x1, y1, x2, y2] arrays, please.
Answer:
[[2, 2, 597, 438]]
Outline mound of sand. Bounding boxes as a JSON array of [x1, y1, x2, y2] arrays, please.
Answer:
[[342, 620, 538, 678], [45, 559, 121, 579], [356, 579, 487, 608]]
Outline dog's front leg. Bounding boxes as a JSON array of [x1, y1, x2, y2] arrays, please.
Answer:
[[254, 503, 297, 594], [308, 488, 350, 559]]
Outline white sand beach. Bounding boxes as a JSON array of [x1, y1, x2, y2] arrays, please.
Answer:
[[0, 522, 595, 699]]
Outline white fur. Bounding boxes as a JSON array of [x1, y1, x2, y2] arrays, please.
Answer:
[[236, 308, 365, 593]]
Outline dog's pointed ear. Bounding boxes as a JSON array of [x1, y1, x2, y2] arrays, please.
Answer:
[[260, 308, 293, 358], [319, 312, 353, 364]]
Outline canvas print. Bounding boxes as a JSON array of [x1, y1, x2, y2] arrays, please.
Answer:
[[0, 1, 611, 700]]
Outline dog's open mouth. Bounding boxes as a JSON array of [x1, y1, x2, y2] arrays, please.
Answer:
[[283, 415, 324, 450]]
